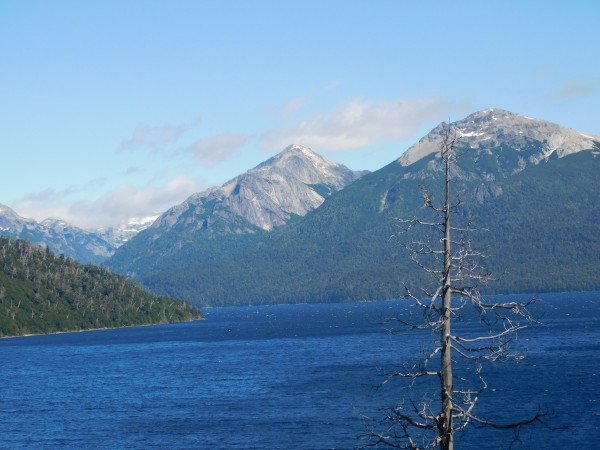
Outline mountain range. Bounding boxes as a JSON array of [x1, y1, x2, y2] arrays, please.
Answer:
[[4, 108, 599, 307], [107, 108, 600, 306], [0, 205, 159, 264], [108, 144, 366, 275], [0, 205, 114, 264], [1, 145, 365, 265], [150, 144, 366, 236]]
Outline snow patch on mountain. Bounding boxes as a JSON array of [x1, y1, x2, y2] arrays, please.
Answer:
[[96, 214, 160, 247]]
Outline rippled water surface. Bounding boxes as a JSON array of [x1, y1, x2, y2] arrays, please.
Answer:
[[1, 292, 599, 449]]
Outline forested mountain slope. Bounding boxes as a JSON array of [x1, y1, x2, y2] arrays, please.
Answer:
[[109, 144, 366, 276], [108, 109, 600, 306], [0, 238, 201, 337]]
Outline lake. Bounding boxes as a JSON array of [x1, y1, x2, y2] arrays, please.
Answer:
[[0, 292, 599, 449]]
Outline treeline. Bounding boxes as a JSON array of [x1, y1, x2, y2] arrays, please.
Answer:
[[0, 238, 201, 337]]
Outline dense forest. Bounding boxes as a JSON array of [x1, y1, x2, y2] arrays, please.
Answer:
[[111, 149, 600, 306], [0, 237, 201, 337]]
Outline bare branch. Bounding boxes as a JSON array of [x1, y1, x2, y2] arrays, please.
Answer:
[[452, 325, 528, 343], [467, 410, 551, 430]]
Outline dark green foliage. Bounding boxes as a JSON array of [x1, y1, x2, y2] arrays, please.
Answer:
[[0, 238, 202, 337], [475, 150, 600, 293], [109, 147, 600, 307]]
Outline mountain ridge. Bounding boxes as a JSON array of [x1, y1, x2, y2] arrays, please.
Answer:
[[0, 205, 164, 264], [2, 145, 366, 264], [108, 144, 368, 274], [107, 108, 600, 306], [399, 108, 600, 168], [0, 204, 117, 264]]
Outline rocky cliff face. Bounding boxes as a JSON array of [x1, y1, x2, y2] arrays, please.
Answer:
[[152, 144, 367, 234]]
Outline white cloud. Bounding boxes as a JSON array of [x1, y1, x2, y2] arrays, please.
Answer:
[[81, 175, 203, 227], [261, 96, 458, 151], [12, 175, 204, 230], [119, 116, 202, 152], [12, 180, 103, 214], [12, 191, 74, 223], [178, 133, 248, 166]]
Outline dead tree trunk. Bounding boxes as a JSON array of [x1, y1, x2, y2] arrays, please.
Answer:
[[362, 122, 546, 449], [439, 133, 454, 450]]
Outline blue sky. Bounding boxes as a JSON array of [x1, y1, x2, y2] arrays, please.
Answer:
[[1, 1, 599, 229]]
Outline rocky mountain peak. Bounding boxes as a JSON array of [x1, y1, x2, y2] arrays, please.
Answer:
[[40, 218, 75, 230], [253, 144, 362, 189], [0, 203, 36, 233], [399, 108, 600, 167], [152, 145, 367, 233], [269, 143, 320, 163]]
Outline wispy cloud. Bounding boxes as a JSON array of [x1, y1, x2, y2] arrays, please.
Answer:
[[119, 116, 247, 167], [124, 166, 143, 175], [119, 117, 202, 152], [555, 78, 600, 101], [15, 178, 106, 206], [267, 97, 311, 119], [17, 187, 67, 204], [178, 133, 248, 166], [261, 97, 459, 151]]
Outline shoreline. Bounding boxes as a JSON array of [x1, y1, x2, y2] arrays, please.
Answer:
[[0, 317, 204, 340]]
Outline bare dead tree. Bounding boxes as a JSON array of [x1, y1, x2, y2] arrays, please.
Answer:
[[361, 124, 546, 449]]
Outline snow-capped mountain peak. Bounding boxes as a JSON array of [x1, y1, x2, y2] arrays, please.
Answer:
[[399, 108, 600, 167], [95, 214, 161, 247]]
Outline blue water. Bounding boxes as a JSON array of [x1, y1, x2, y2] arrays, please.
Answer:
[[0, 292, 599, 449]]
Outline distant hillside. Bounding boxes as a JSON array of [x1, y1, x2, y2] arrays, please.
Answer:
[[108, 109, 600, 306], [0, 238, 201, 337], [0, 205, 162, 265]]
